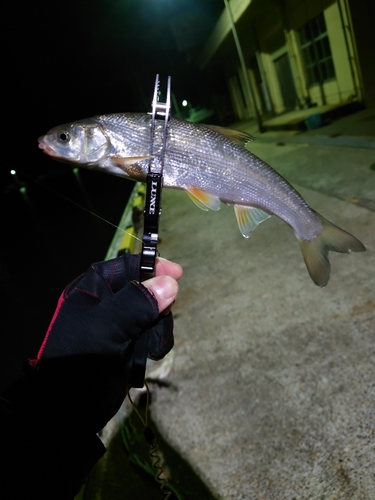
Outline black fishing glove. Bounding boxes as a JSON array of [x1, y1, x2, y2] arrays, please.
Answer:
[[1, 253, 176, 500], [23, 253, 174, 431], [36, 252, 174, 364]]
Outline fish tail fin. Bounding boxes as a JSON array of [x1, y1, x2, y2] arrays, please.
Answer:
[[298, 211, 366, 287]]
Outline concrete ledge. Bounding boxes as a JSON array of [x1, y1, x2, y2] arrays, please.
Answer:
[[263, 101, 366, 132]]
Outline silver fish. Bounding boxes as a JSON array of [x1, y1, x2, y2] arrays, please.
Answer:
[[38, 112, 366, 286]]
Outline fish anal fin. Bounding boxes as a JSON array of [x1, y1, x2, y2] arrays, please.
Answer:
[[234, 205, 271, 238], [298, 210, 366, 287], [205, 124, 255, 146], [186, 187, 221, 211]]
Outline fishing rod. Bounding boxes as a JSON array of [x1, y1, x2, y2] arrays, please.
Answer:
[[127, 74, 171, 389]]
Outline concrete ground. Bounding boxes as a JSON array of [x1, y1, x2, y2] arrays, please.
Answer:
[[84, 103, 375, 499]]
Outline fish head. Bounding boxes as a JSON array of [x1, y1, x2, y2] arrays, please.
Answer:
[[38, 119, 111, 166]]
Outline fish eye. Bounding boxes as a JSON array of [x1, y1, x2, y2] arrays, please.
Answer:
[[58, 131, 70, 143]]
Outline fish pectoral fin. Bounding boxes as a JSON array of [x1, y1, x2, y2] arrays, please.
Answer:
[[234, 205, 271, 238], [111, 155, 152, 167], [205, 125, 255, 147], [186, 187, 221, 211]]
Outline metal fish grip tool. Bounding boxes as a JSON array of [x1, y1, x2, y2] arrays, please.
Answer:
[[128, 74, 171, 389]]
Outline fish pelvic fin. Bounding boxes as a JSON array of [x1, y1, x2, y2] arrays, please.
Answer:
[[205, 124, 255, 147], [234, 205, 271, 238], [298, 211, 366, 287], [186, 187, 221, 211], [186, 192, 209, 211]]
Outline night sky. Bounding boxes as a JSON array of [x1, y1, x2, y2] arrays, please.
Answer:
[[1, 0, 224, 389], [3, 0, 223, 189]]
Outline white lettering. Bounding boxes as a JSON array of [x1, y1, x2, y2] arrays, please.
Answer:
[[149, 180, 158, 215]]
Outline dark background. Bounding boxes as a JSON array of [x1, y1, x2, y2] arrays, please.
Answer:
[[1, 0, 224, 390]]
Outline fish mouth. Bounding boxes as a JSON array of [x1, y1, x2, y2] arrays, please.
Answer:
[[37, 136, 58, 157]]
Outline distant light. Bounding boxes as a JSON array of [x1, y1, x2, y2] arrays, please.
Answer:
[[10, 169, 26, 188], [182, 100, 188, 107]]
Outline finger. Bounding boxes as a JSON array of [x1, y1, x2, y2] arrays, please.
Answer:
[[85, 254, 141, 293], [160, 301, 174, 316], [147, 313, 174, 361], [154, 257, 183, 280], [142, 275, 179, 314]]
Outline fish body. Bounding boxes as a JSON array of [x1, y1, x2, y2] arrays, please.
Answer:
[[38, 112, 366, 286]]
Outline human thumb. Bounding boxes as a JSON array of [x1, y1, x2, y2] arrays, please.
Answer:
[[142, 275, 179, 314]]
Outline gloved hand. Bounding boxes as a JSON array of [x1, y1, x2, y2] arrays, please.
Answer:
[[1, 253, 183, 500], [23, 253, 183, 433], [35, 252, 182, 363]]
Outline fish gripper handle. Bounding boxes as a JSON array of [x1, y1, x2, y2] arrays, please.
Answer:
[[140, 173, 162, 281], [128, 75, 171, 389], [128, 174, 162, 389]]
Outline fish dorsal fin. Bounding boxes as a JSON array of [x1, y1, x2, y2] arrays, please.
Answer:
[[234, 205, 271, 238], [186, 187, 221, 211], [111, 155, 152, 167], [205, 125, 255, 147]]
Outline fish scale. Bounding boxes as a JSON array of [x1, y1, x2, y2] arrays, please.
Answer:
[[164, 118, 316, 234], [38, 112, 366, 286]]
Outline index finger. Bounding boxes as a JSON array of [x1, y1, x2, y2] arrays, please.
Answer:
[[155, 257, 183, 280]]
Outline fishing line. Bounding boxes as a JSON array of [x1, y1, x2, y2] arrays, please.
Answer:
[[12, 169, 143, 244], [127, 382, 172, 499]]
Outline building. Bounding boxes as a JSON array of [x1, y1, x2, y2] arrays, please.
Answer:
[[198, 0, 375, 125]]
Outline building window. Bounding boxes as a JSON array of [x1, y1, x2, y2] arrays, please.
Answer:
[[299, 12, 335, 86]]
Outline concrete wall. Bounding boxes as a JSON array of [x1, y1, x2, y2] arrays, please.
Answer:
[[228, 75, 247, 119], [265, 0, 359, 110], [201, 0, 370, 121], [323, 2, 359, 103], [347, 0, 375, 102], [263, 48, 288, 115]]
